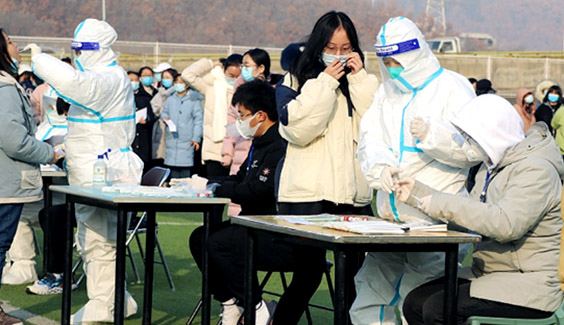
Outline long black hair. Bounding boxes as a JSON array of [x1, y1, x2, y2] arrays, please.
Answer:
[[290, 11, 363, 93], [543, 85, 563, 107], [243, 48, 271, 78], [0, 29, 17, 78]]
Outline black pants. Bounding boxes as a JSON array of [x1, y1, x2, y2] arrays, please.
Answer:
[[38, 204, 76, 274], [403, 277, 553, 324], [189, 221, 296, 305], [272, 201, 373, 325], [204, 160, 229, 178]]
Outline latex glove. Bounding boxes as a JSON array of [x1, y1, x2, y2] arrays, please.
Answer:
[[410, 117, 429, 141], [54, 144, 65, 158], [380, 167, 402, 194], [23, 43, 42, 58]]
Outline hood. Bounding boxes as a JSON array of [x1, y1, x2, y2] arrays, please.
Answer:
[[72, 18, 118, 71], [451, 94, 525, 169], [375, 17, 441, 94], [499, 122, 564, 179], [0, 71, 24, 93]]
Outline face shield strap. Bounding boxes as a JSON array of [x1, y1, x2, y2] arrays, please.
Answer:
[[71, 41, 100, 51], [375, 38, 420, 57]]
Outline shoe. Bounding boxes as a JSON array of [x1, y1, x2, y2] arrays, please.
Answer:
[[1, 261, 37, 285], [26, 273, 77, 295], [0, 306, 22, 325], [219, 298, 243, 325], [255, 300, 276, 325]]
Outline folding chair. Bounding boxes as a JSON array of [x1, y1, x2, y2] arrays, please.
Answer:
[[125, 167, 175, 291]]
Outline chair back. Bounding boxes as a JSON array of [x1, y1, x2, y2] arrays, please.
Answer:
[[141, 167, 171, 187]]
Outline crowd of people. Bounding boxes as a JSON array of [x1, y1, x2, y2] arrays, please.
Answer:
[[0, 10, 563, 325]]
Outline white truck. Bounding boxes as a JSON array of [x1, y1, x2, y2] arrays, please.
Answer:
[[427, 33, 495, 53]]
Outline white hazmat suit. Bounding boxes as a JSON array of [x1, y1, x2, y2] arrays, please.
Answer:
[[32, 18, 143, 323], [350, 17, 477, 324]]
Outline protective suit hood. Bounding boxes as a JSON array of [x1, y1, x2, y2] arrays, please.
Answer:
[[375, 17, 441, 94], [73, 19, 118, 71], [451, 94, 525, 169]]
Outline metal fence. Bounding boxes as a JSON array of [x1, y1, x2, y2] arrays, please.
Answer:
[[13, 36, 564, 95]]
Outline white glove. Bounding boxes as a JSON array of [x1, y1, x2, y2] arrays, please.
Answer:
[[410, 117, 430, 141], [380, 167, 402, 194], [23, 43, 42, 58]]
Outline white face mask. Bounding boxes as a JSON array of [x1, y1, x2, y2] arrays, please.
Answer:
[[235, 112, 262, 139], [462, 136, 488, 163]]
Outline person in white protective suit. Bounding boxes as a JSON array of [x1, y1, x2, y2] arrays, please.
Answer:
[[30, 18, 143, 323], [350, 17, 478, 324]]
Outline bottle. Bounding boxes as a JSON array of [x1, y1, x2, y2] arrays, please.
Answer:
[[93, 154, 107, 187]]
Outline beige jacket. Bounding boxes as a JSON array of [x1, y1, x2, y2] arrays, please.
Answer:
[[277, 70, 379, 206], [410, 123, 564, 312], [182, 58, 233, 163]]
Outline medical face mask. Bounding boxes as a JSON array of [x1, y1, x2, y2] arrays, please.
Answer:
[[386, 66, 404, 80], [225, 77, 236, 86], [524, 94, 534, 104], [155, 72, 162, 82], [548, 93, 560, 103], [161, 79, 173, 89], [241, 67, 255, 82], [321, 52, 347, 67], [10, 57, 19, 73], [174, 83, 186, 93], [131, 81, 140, 91], [236, 113, 262, 139], [462, 136, 488, 162], [141, 76, 154, 87]]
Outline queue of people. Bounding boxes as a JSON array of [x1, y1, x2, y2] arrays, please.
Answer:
[[0, 11, 563, 325]]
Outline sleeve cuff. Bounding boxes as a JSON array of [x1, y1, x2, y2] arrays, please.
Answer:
[[317, 72, 340, 90], [405, 180, 435, 207], [347, 69, 368, 84]]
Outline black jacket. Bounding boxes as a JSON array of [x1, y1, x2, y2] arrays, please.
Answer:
[[214, 123, 284, 215], [133, 85, 157, 167], [535, 103, 556, 135]]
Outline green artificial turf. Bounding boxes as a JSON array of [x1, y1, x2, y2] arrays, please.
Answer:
[[0, 212, 335, 324]]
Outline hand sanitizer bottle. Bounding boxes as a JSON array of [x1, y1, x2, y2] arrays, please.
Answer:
[[93, 154, 107, 187]]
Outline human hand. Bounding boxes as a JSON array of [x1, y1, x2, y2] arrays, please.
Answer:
[[345, 52, 363, 75], [190, 141, 200, 151], [138, 117, 146, 124], [49, 150, 62, 164], [380, 167, 402, 194], [323, 58, 345, 80], [410, 117, 429, 141], [23, 43, 42, 57]]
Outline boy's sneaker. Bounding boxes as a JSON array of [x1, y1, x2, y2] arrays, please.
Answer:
[[255, 300, 277, 325], [26, 273, 76, 295], [0, 305, 23, 325], [219, 298, 243, 325]]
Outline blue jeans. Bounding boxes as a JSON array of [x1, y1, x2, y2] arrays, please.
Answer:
[[0, 204, 24, 287]]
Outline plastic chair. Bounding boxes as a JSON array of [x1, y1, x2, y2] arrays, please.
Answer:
[[466, 298, 564, 324], [125, 167, 175, 291], [259, 260, 335, 325]]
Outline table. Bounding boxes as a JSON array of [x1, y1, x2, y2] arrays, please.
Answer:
[[230, 216, 481, 325], [49, 185, 230, 325], [40, 170, 67, 276]]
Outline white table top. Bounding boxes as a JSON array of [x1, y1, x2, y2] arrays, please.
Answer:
[[49, 185, 231, 205], [41, 170, 67, 177], [231, 215, 482, 245]]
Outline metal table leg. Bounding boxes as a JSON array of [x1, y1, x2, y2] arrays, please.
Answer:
[[62, 200, 74, 325], [143, 211, 157, 324], [243, 227, 257, 325], [114, 209, 127, 325], [443, 244, 459, 325]]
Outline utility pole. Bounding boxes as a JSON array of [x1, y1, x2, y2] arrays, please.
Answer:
[[426, 0, 446, 34], [102, 0, 106, 21]]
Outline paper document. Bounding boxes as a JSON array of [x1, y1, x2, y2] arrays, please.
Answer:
[[164, 119, 177, 132], [136, 108, 147, 124]]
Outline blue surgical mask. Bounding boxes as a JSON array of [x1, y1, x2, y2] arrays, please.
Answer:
[[321, 52, 347, 67], [548, 93, 560, 103], [155, 73, 162, 82], [141, 76, 154, 86], [386, 66, 405, 80], [524, 94, 534, 104], [241, 67, 255, 82], [131, 81, 140, 91], [174, 83, 186, 93], [10, 57, 19, 73], [225, 77, 236, 86], [161, 79, 173, 89]]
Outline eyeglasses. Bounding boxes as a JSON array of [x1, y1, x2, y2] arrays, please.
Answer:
[[323, 45, 353, 55]]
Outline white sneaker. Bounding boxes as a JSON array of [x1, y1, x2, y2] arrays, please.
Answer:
[[220, 298, 243, 325], [255, 300, 276, 325]]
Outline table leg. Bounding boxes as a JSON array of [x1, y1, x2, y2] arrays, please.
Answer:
[[201, 208, 212, 325], [443, 244, 459, 325], [334, 249, 351, 325], [61, 200, 73, 325], [42, 178, 51, 276], [114, 209, 127, 325], [143, 211, 156, 324], [243, 227, 257, 325]]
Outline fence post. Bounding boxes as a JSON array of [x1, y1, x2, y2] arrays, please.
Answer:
[[545, 57, 550, 80], [154, 41, 160, 66], [228, 44, 233, 55], [486, 55, 492, 80]]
